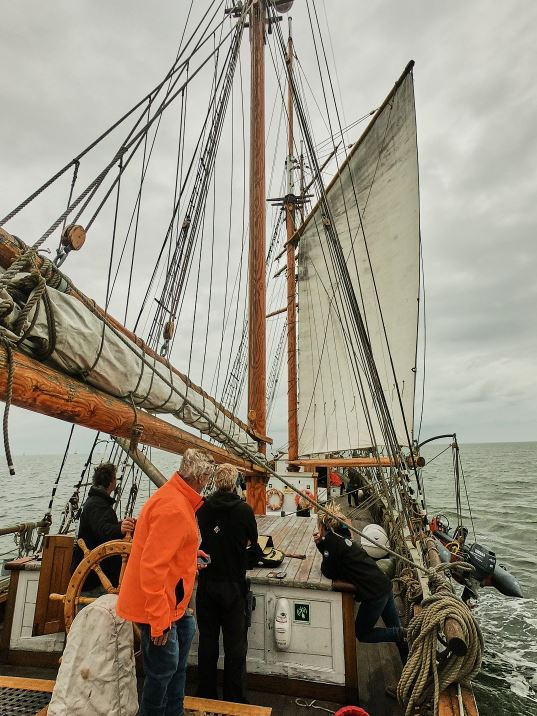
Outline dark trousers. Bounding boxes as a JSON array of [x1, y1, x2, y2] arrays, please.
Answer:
[[196, 580, 248, 703], [347, 489, 359, 507], [139, 612, 196, 716], [355, 591, 407, 663]]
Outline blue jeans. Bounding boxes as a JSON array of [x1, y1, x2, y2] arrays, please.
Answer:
[[355, 591, 403, 643], [140, 612, 196, 716], [355, 591, 408, 664]]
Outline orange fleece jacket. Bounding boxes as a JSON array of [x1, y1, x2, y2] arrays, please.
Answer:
[[116, 472, 203, 637]]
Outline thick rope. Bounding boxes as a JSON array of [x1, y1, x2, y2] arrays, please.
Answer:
[[0, 336, 15, 475], [398, 565, 483, 715]]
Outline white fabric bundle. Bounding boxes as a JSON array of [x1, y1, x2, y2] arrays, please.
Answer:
[[48, 594, 138, 715]]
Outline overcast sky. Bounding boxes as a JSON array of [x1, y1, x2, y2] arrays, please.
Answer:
[[1, 0, 536, 459]]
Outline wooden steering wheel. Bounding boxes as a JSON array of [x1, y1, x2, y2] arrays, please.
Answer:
[[50, 536, 132, 632]]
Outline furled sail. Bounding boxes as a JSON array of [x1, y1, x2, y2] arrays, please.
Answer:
[[0, 263, 257, 455], [297, 66, 419, 455]]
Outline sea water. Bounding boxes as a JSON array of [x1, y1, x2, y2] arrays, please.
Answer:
[[0, 442, 536, 715]]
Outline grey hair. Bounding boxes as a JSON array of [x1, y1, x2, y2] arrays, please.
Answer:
[[179, 448, 214, 482], [214, 463, 238, 492]]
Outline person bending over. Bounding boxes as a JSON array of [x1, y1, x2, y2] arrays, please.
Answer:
[[196, 463, 258, 703], [116, 449, 214, 716], [313, 503, 407, 664]]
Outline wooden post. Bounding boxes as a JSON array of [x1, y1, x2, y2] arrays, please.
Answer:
[[114, 437, 167, 488], [32, 535, 74, 636], [425, 538, 468, 656], [0, 344, 259, 475], [0, 571, 19, 659], [285, 19, 298, 462], [248, 0, 267, 452], [247, 0, 268, 514], [341, 591, 359, 703]]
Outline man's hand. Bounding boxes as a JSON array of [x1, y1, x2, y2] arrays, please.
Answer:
[[151, 632, 168, 646], [313, 531, 322, 545], [197, 549, 210, 570], [120, 517, 136, 535]]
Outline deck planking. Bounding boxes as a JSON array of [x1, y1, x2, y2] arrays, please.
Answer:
[[252, 509, 405, 714], [251, 516, 331, 590]]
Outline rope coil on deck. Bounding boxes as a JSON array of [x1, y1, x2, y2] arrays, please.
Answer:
[[397, 564, 483, 716]]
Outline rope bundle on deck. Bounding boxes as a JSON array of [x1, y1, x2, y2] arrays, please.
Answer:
[[397, 564, 484, 715]]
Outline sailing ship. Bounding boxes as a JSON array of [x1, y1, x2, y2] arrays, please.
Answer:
[[0, 2, 522, 715]]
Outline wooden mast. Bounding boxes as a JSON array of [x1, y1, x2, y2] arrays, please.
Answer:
[[285, 18, 299, 462], [248, 0, 267, 450], [247, 0, 268, 514]]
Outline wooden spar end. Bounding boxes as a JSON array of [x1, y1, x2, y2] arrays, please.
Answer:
[[425, 538, 469, 656], [438, 684, 479, 716]]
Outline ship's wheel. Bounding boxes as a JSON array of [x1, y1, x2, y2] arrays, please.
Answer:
[[50, 536, 132, 632]]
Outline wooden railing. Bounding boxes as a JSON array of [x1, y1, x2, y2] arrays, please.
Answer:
[[0, 677, 272, 716]]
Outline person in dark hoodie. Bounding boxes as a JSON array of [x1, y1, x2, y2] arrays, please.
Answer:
[[196, 463, 258, 703], [313, 502, 407, 664], [71, 463, 135, 597]]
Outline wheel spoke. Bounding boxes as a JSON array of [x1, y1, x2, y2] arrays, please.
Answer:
[[92, 563, 115, 593], [119, 553, 128, 586]]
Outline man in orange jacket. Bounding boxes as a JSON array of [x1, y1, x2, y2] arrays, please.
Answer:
[[116, 448, 214, 716]]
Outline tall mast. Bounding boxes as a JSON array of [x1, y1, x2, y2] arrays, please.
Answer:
[[248, 0, 267, 455], [285, 18, 299, 461], [245, 0, 269, 515]]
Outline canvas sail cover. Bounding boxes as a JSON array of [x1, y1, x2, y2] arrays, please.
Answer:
[[0, 270, 257, 454], [48, 594, 138, 715], [297, 68, 419, 456]]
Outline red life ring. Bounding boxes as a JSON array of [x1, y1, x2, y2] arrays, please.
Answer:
[[295, 489, 314, 507]]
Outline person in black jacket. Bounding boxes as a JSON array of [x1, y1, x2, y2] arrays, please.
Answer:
[[71, 463, 135, 597], [196, 463, 258, 703], [313, 503, 407, 663], [346, 467, 360, 507]]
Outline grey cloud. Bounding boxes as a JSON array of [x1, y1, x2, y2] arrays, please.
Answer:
[[1, 0, 536, 457]]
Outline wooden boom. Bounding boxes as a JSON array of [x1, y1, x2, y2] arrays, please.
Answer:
[[288, 456, 424, 469], [0, 344, 260, 475]]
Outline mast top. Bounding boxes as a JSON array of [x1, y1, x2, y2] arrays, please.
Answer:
[[274, 0, 294, 13]]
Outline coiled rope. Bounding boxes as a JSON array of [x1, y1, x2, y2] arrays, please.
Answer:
[[397, 564, 483, 715]]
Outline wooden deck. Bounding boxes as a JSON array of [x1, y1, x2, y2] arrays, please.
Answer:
[[251, 515, 332, 590], [251, 508, 404, 715]]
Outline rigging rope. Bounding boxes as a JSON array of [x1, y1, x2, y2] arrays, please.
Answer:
[[0, 0, 226, 230]]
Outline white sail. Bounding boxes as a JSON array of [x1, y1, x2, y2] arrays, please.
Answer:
[[297, 68, 419, 455]]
